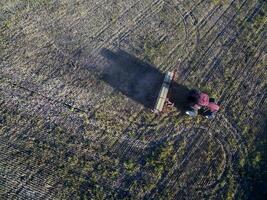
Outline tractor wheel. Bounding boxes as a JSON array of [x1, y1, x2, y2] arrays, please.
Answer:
[[185, 108, 198, 117]]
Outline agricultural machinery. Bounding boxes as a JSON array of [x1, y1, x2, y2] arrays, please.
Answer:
[[153, 71, 220, 119]]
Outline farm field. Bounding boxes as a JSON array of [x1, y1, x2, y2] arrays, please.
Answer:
[[0, 0, 266, 199]]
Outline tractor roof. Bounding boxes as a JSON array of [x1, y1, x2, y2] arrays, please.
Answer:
[[198, 93, 209, 106]]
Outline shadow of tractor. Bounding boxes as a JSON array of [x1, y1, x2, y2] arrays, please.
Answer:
[[100, 48, 191, 112]]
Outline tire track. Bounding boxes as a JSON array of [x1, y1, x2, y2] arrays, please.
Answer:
[[200, 5, 266, 84], [89, 0, 165, 56], [147, 126, 210, 199], [159, 0, 209, 71], [220, 37, 265, 107], [163, 0, 237, 72], [171, 0, 189, 54], [182, 0, 259, 82]]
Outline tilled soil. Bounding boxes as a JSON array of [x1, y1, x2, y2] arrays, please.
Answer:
[[0, 0, 266, 199]]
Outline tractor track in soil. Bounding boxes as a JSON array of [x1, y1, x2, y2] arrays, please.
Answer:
[[171, 0, 189, 55], [181, 0, 260, 82], [221, 45, 265, 108], [159, 0, 211, 71], [217, 50, 265, 121], [145, 109, 250, 198], [147, 127, 212, 197], [84, 0, 206, 72], [164, 3, 240, 75], [205, 31, 264, 100], [178, 130, 235, 197], [0, 0, 266, 199], [198, 2, 265, 81], [89, 0, 166, 56], [0, 139, 57, 199], [0, 78, 153, 151], [168, 0, 249, 73], [164, 0, 237, 71], [198, 24, 266, 100]]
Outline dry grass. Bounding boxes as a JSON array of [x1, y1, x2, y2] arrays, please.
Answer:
[[0, 0, 266, 199]]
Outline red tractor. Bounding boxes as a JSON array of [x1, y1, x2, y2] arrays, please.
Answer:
[[185, 90, 220, 119], [154, 70, 220, 118]]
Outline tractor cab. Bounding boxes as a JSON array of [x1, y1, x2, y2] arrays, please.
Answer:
[[186, 90, 219, 118]]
